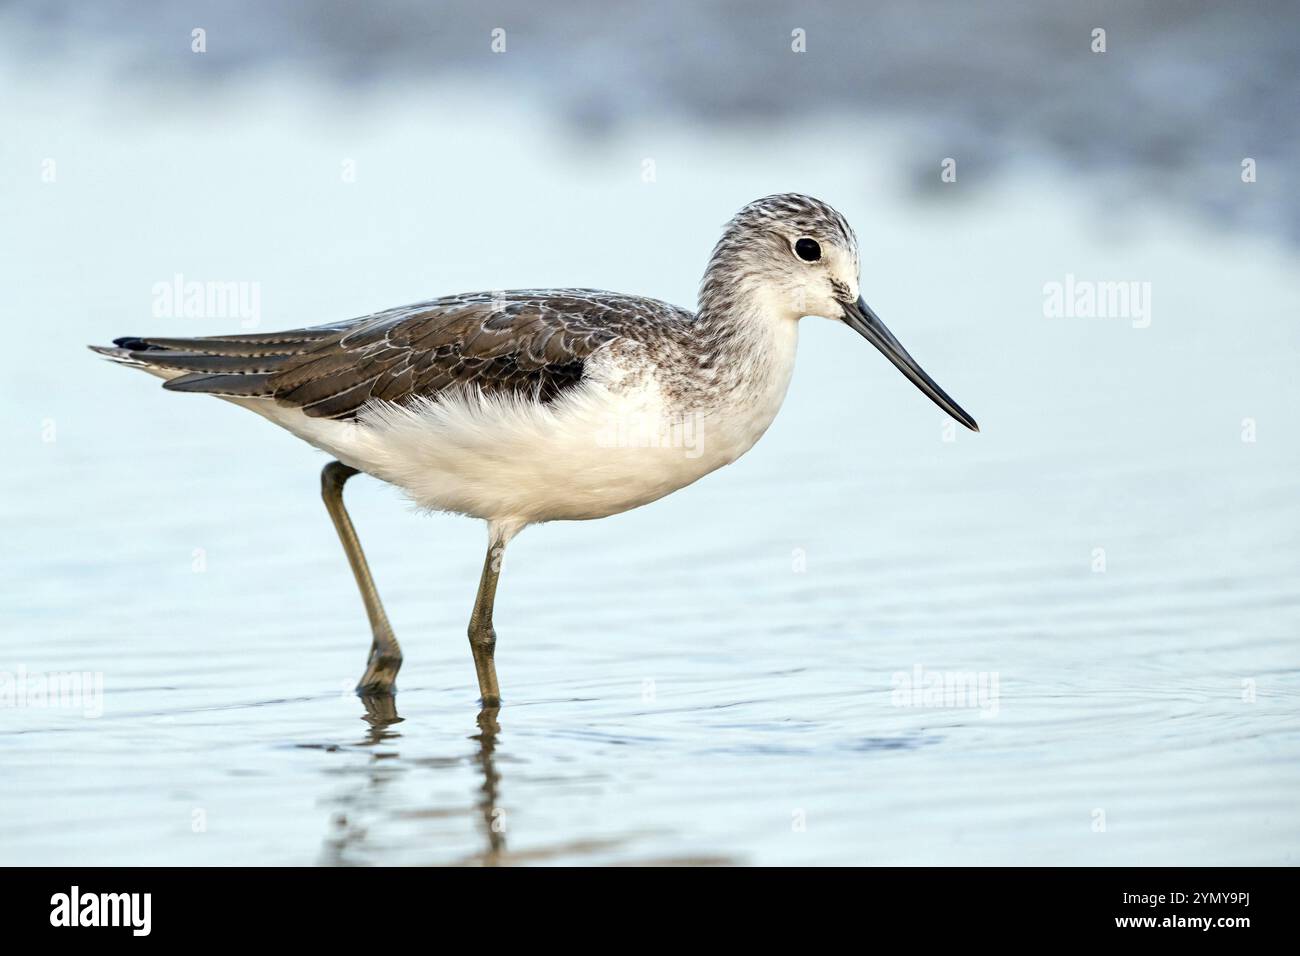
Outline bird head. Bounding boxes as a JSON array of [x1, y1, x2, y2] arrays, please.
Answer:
[[702, 193, 978, 432]]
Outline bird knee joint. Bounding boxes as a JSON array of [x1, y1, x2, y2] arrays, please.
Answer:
[[321, 462, 356, 498], [468, 625, 496, 652]]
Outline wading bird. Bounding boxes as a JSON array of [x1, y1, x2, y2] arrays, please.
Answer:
[[92, 194, 977, 706]]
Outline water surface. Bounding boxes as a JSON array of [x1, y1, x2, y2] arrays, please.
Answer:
[[2, 64, 1298, 865]]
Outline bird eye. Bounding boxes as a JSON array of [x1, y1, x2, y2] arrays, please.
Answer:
[[794, 238, 821, 262]]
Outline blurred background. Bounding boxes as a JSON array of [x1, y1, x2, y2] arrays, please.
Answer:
[[2, 1, 1298, 865]]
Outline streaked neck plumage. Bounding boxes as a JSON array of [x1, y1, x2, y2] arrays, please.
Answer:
[[664, 257, 800, 465], [693, 242, 799, 379]]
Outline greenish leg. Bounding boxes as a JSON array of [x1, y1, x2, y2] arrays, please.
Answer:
[[467, 541, 505, 707], [320, 461, 403, 695]]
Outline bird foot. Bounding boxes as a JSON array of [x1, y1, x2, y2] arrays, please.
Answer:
[[355, 649, 402, 696]]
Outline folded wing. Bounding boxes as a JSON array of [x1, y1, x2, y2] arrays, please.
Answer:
[[103, 290, 636, 420]]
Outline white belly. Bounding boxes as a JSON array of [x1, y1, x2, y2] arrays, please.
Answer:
[[239, 379, 752, 526], [201, 318, 798, 537]]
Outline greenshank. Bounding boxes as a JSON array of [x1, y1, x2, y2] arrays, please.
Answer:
[[91, 193, 977, 706]]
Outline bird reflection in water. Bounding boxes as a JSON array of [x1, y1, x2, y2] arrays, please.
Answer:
[[319, 696, 505, 866], [472, 707, 506, 864]]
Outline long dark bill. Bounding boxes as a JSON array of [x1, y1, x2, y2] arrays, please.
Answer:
[[841, 296, 979, 432]]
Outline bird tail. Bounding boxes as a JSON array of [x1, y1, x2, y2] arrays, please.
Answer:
[[87, 330, 339, 398], [88, 341, 179, 380]]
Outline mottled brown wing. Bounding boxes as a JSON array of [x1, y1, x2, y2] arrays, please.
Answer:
[[265, 293, 621, 419], [113, 291, 636, 420]]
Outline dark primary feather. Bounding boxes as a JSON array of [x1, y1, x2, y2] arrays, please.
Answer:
[[106, 290, 686, 420]]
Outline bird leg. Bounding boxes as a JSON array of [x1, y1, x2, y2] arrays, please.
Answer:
[[467, 540, 505, 707], [320, 461, 403, 695]]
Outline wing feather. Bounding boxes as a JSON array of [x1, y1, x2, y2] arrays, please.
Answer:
[[101, 290, 687, 420]]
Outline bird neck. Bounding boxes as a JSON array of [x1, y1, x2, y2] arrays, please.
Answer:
[[696, 272, 794, 349], [688, 274, 799, 413]]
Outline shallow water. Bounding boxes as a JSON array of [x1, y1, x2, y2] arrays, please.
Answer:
[[2, 66, 1299, 865]]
